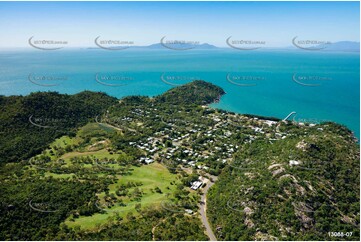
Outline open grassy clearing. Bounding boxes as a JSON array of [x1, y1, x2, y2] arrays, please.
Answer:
[[64, 162, 181, 230], [25, 121, 193, 231]]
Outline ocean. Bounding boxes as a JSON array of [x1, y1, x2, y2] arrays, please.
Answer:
[[0, 48, 359, 138]]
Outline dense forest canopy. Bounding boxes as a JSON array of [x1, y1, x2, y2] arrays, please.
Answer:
[[0, 81, 359, 240], [0, 91, 118, 164]]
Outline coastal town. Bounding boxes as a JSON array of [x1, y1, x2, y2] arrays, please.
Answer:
[[1, 80, 358, 241], [99, 103, 318, 177]]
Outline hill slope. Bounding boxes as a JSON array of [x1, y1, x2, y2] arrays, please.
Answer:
[[208, 122, 360, 240], [0, 91, 117, 164], [155, 80, 225, 105]]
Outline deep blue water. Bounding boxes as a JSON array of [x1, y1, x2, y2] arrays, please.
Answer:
[[0, 49, 359, 138]]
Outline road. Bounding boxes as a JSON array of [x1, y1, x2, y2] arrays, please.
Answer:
[[199, 175, 218, 241], [152, 218, 166, 241]]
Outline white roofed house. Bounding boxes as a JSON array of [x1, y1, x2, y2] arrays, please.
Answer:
[[190, 180, 203, 190], [140, 157, 154, 164]]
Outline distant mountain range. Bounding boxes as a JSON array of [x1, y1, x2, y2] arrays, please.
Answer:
[[287, 41, 360, 52], [89, 42, 218, 50], [89, 41, 360, 52], [316, 41, 360, 52], [147, 42, 218, 49]]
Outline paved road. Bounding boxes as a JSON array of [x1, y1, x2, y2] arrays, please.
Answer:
[[199, 175, 218, 241]]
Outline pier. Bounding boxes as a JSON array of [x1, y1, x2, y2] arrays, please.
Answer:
[[283, 111, 296, 121]]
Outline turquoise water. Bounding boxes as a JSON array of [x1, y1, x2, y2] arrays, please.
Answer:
[[0, 49, 359, 138]]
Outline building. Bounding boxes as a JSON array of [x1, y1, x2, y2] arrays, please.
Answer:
[[190, 181, 203, 190]]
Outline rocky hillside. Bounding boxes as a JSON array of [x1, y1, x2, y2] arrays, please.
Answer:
[[208, 122, 360, 240]]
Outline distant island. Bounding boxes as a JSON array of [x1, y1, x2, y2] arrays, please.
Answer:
[[88, 41, 360, 52], [89, 42, 219, 50], [315, 41, 360, 52]]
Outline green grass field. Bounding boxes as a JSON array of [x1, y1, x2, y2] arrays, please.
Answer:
[[64, 162, 180, 230], [60, 149, 119, 164], [26, 122, 184, 231]]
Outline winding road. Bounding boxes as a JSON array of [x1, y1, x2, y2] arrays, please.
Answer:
[[199, 175, 218, 241]]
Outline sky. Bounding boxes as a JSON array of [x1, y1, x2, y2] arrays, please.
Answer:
[[0, 1, 359, 48]]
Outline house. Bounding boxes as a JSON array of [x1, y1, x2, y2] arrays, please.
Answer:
[[265, 120, 277, 127], [190, 181, 203, 190], [140, 157, 154, 164], [289, 160, 300, 166], [144, 158, 154, 164], [185, 209, 193, 214]]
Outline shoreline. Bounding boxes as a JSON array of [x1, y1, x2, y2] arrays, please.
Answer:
[[2, 89, 359, 140]]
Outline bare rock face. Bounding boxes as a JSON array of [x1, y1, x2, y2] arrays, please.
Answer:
[[268, 163, 285, 177], [279, 174, 298, 183], [296, 140, 308, 151], [340, 214, 356, 226], [255, 231, 278, 241], [271, 167, 285, 177], [244, 172, 256, 179], [243, 206, 254, 216], [244, 218, 255, 228], [292, 202, 314, 228], [268, 163, 283, 170]]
